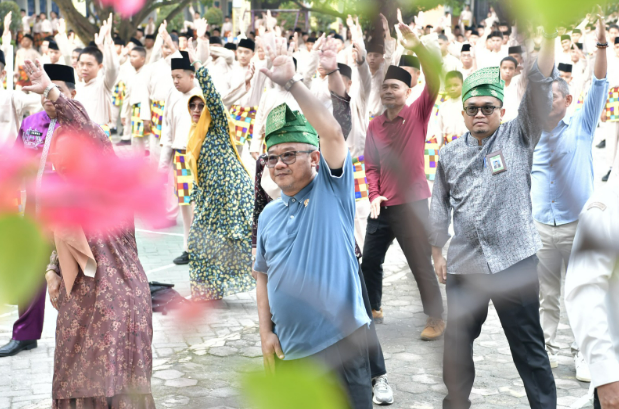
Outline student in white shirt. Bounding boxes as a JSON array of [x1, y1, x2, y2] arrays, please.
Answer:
[[457, 43, 476, 79], [159, 51, 202, 265], [500, 56, 522, 122], [436, 70, 467, 147], [565, 154, 619, 409]]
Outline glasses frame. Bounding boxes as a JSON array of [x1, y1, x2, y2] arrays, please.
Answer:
[[266, 150, 315, 168], [464, 105, 502, 117]]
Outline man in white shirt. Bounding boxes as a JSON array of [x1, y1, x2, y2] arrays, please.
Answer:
[[436, 70, 467, 146], [457, 44, 476, 79], [74, 16, 119, 134], [159, 51, 202, 265], [399, 55, 424, 105], [438, 34, 459, 73], [21, 10, 34, 35], [476, 30, 506, 69], [557, 34, 573, 64], [565, 169, 619, 409], [121, 46, 150, 153], [500, 56, 522, 122], [0, 48, 41, 145]]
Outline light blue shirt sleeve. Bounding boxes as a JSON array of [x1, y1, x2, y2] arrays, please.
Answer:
[[254, 214, 268, 274], [318, 151, 355, 207], [580, 75, 609, 137]]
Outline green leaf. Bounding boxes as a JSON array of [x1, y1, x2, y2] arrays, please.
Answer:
[[0, 215, 49, 306], [242, 361, 349, 409]]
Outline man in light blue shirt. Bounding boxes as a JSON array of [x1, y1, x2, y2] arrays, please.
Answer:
[[254, 39, 372, 408], [531, 11, 608, 382]]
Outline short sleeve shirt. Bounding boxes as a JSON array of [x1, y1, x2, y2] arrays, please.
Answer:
[[254, 152, 370, 360]]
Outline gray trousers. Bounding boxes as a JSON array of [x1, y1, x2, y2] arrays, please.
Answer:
[[535, 220, 579, 356]]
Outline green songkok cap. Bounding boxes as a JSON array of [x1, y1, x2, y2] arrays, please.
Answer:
[[462, 66, 505, 104], [265, 103, 319, 150]]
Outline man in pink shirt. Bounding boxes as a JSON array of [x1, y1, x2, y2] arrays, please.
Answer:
[[362, 24, 445, 340]]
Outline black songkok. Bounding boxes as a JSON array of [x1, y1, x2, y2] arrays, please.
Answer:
[[238, 38, 255, 51], [44, 64, 75, 83], [399, 55, 420, 69], [171, 51, 194, 72], [337, 63, 352, 79], [384, 65, 412, 87]]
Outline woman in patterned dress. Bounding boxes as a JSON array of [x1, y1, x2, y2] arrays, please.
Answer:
[[185, 58, 255, 301], [21, 60, 155, 408]]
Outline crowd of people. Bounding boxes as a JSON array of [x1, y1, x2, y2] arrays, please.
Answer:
[[0, 4, 618, 409]]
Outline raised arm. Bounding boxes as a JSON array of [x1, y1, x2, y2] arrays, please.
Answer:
[[260, 37, 347, 169], [516, 31, 557, 146], [399, 23, 440, 99]]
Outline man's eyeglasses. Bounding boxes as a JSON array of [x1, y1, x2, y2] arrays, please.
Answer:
[[266, 150, 315, 168], [464, 105, 501, 116]]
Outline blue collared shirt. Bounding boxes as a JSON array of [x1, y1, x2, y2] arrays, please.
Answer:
[[254, 152, 370, 360], [532, 74, 609, 226]]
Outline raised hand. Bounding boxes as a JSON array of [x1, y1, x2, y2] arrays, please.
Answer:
[[319, 37, 338, 72], [398, 22, 420, 50], [57, 18, 66, 35], [21, 59, 53, 95], [245, 63, 255, 90], [259, 37, 295, 87], [380, 13, 392, 40], [3, 11, 11, 36], [352, 39, 366, 64], [397, 8, 404, 25], [158, 20, 168, 38], [266, 10, 276, 32], [346, 14, 354, 28], [195, 18, 208, 39], [595, 5, 606, 43], [312, 33, 326, 53]]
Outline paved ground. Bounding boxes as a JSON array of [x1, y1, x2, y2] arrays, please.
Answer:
[[0, 125, 610, 408]]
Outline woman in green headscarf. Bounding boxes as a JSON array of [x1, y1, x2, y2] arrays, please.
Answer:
[[185, 64, 255, 301]]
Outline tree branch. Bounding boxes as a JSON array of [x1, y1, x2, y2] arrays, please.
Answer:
[[160, 0, 195, 24], [289, 0, 346, 19]]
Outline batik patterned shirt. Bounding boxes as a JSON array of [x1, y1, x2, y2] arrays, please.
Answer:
[[429, 62, 559, 275]]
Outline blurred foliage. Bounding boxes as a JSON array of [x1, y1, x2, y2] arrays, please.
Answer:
[[0, 2, 22, 34], [0, 215, 49, 308], [156, 5, 186, 32], [205, 7, 224, 27], [242, 361, 349, 409]]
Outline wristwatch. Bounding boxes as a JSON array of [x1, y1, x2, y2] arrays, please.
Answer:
[[43, 84, 58, 99], [284, 74, 303, 91]]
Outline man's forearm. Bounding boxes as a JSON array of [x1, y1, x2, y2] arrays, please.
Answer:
[[256, 273, 273, 334], [413, 44, 441, 96], [537, 37, 555, 78], [594, 45, 607, 80], [327, 71, 346, 98]]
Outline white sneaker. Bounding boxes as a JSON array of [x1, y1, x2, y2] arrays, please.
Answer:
[[547, 351, 558, 368], [372, 375, 394, 405], [574, 352, 591, 382]]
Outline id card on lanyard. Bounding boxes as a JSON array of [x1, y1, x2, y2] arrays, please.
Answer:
[[484, 150, 507, 175]]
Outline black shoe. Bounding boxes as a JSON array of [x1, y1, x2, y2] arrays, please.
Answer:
[[602, 169, 612, 182], [117, 139, 131, 146], [110, 128, 118, 135], [0, 339, 37, 357], [597, 139, 606, 149], [173, 251, 190, 265]]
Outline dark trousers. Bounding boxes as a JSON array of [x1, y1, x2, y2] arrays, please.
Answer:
[[443, 256, 557, 409], [12, 284, 46, 341], [356, 260, 386, 378], [594, 389, 601, 409], [276, 326, 373, 409], [362, 200, 444, 318]]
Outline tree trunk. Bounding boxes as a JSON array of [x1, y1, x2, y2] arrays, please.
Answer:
[[54, 0, 98, 45]]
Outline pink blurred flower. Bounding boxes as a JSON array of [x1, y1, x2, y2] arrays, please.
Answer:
[[0, 145, 37, 214], [99, 0, 146, 18], [34, 135, 169, 234]]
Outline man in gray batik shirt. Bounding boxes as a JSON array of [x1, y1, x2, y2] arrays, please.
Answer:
[[428, 29, 559, 409]]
